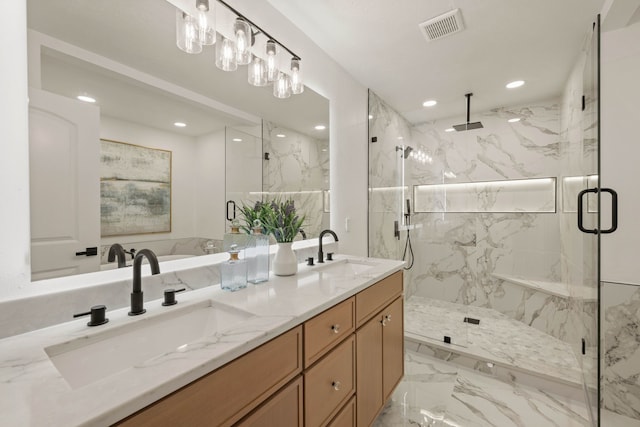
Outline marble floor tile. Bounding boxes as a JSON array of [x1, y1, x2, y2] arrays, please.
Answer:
[[375, 350, 591, 427], [601, 409, 640, 427], [405, 296, 582, 386]]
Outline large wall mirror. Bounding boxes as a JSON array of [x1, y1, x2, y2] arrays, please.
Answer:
[[27, 0, 329, 281]]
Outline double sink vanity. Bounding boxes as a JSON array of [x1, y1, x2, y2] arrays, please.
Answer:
[[0, 252, 404, 426]]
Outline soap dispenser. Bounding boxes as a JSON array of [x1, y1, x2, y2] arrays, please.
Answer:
[[221, 244, 247, 292], [247, 219, 269, 284]]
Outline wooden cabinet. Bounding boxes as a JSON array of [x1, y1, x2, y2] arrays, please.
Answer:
[[304, 335, 355, 427], [115, 326, 302, 427], [115, 269, 404, 427], [355, 271, 404, 427], [236, 376, 303, 427], [304, 297, 355, 367], [328, 396, 356, 427]]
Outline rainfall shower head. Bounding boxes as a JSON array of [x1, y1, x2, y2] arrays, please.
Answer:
[[396, 145, 413, 159], [452, 93, 484, 131]]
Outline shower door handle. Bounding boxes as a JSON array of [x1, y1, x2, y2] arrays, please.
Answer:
[[600, 188, 618, 234], [577, 188, 597, 234], [577, 188, 618, 234], [226, 200, 236, 221]]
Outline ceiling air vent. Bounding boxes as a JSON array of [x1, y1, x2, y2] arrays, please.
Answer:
[[419, 9, 464, 42]]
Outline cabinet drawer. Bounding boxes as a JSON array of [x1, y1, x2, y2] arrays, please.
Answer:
[[305, 335, 356, 427], [304, 297, 355, 367], [116, 326, 303, 427], [356, 271, 403, 327], [236, 376, 303, 427], [327, 396, 356, 427]]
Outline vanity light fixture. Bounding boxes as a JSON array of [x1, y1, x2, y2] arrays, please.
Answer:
[[506, 80, 525, 89], [174, 122, 187, 127], [173, 0, 304, 99], [422, 100, 437, 107], [176, 10, 202, 54], [232, 138, 242, 142], [508, 118, 521, 123], [444, 128, 455, 132], [273, 71, 291, 99], [77, 95, 96, 103], [276, 133, 286, 138], [290, 58, 303, 94], [315, 125, 326, 130]]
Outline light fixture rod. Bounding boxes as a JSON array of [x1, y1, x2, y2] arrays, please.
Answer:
[[215, 0, 301, 60]]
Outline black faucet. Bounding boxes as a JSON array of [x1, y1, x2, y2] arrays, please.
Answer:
[[107, 243, 127, 268], [129, 249, 160, 316], [318, 229, 338, 263]]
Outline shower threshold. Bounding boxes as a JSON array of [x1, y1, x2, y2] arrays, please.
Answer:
[[404, 296, 589, 391]]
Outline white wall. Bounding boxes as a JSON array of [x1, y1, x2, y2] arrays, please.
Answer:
[[601, 19, 640, 285], [0, 0, 31, 295]]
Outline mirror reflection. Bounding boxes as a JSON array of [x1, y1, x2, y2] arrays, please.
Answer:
[[27, 0, 329, 280]]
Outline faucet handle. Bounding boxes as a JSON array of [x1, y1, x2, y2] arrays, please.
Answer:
[[327, 252, 334, 261], [73, 305, 109, 327], [162, 288, 186, 306], [307, 257, 315, 266]]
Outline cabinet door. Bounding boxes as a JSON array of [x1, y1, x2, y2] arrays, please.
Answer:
[[356, 316, 383, 427], [328, 396, 356, 427], [382, 297, 404, 400], [237, 376, 303, 427]]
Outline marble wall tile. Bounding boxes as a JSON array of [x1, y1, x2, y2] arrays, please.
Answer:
[[603, 281, 640, 420]]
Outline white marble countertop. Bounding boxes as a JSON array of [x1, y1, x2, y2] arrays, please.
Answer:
[[0, 254, 404, 427]]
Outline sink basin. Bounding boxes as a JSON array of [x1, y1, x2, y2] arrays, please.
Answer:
[[45, 300, 252, 389], [316, 259, 378, 277]]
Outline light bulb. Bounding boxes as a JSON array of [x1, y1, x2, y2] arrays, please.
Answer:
[[248, 55, 268, 86], [216, 35, 237, 71], [176, 10, 202, 54], [273, 71, 291, 99], [266, 40, 277, 83], [290, 58, 304, 94], [234, 18, 252, 65], [195, 0, 215, 45]]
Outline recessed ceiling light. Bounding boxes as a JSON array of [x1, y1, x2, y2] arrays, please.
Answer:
[[506, 80, 525, 89], [77, 95, 96, 103], [174, 122, 186, 127], [397, 136, 403, 140], [232, 138, 242, 142], [276, 133, 286, 138], [314, 125, 326, 130], [445, 128, 455, 132], [508, 118, 521, 123], [321, 148, 328, 152], [422, 100, 437, 107]]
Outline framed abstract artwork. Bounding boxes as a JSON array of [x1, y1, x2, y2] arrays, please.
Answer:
[[100, 139, 172, 236]]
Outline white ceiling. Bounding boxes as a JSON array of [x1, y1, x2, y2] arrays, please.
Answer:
[[27, 0, 329, 138], [267, 0, 605, 124]]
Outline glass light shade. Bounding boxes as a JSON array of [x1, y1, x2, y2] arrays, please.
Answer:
[[195, 0, 215, 45], [248, 55, 268, 86], [266, 40, 278, 83], [273, 72, 291, 99], [176, 10, 202, 54], [216, 35, 237, 71], [234, 18, 252, 65], [290, 58, 304, 94]]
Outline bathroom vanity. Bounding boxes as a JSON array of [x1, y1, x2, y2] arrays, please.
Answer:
[[0, 254, 404, 426]]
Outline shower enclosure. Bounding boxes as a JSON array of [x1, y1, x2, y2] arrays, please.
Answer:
[[368, 18, 603, 425]]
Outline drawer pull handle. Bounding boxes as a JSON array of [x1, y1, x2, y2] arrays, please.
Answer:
[[385, 314, 392, 322], [332, 381, 341, 391], [381, 318, 387, 326], [331, 324, 340, 334]]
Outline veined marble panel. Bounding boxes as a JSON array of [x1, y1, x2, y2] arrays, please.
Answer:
[[603, 281, 640, 420]]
